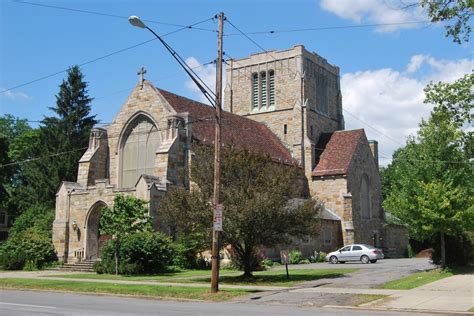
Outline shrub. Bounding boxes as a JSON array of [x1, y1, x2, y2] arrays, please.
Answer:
[[0, 205, 56, 270], [406, 244, 414, 258], [172, 235, 208, 269], [0, 228, 56, 270], [289, 249, 302, 264], [260, 258, 274, 269], [97, 231, 175, 274], [299, 259, 311, 264], [317, 252, 327, 262]]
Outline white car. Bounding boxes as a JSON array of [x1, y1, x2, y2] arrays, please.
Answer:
[[326, 244, 384, 264]]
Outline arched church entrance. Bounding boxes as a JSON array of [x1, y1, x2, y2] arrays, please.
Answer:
[[85, 202, 110, 260]]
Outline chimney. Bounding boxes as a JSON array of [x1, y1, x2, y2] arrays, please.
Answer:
[[368, 140, 379, 170]]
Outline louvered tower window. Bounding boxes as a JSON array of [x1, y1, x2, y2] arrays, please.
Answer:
[[260, 71, 267, 108], [250, 69, 275, 110], [252, 73, 259, 109], [269, 70, 275, 107]]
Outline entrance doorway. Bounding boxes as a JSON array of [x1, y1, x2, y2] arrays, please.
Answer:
[[85, 202, 109, 260]]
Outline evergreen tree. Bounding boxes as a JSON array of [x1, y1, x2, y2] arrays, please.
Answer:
[[14, 66, 97, 210], [41, 65, 97, 183]]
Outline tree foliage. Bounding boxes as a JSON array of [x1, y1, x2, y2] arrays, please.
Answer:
[[158, 146, 322, 277], [0, 205, 56, 270], [96, 231, 174, 275], [100, 194, 152, 274], [382, 73, 474, 267], [8, 66, 97, 211], [420, 0, 473, 44]]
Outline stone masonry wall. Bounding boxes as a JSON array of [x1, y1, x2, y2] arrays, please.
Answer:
[[106, 82, 176, 188], [346, 133, 384, 247], [224, 45, 344, 169]]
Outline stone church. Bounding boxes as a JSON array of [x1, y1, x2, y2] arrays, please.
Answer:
[[53, 45, 407, 263]]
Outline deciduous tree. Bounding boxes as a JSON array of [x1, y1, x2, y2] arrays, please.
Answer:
[[100, 195, 152, 275], [383, 73, 474, 267]]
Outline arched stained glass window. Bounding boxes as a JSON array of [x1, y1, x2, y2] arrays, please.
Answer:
[[120, 116, 160, 188]]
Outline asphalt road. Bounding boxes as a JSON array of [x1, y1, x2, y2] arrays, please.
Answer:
[[0, 290, 434, 316]]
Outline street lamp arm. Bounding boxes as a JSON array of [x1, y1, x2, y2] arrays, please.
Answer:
[[138, 22, 217, 107]]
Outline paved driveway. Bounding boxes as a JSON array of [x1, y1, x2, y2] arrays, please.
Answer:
[[274, 258, 435, 288], [238, 258, 436, 307]]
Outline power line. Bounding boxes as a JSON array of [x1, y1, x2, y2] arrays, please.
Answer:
[[13, 0, 217, 32], [0, 116, 216, 168], [342, 108, 405, 147], [225, 19, 407, 149], [224, 20, 430, 36], [0, 16, 214, 94]]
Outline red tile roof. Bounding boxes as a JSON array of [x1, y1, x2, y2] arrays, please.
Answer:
[[155, 87, 294, 164], [312, 129, 365, 177]]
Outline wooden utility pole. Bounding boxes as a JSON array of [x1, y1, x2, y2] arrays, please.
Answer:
[[211, 11, 224, 294]]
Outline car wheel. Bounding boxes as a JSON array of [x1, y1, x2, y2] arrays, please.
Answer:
[[339, 261, 346, 264], [370, 259, 377, 263], [330, 256, 338, 264], [361, 255, 370, 264]]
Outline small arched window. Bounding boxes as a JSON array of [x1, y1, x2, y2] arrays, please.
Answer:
[[120, 116, 160, 188], [360, 174, 371, 219]]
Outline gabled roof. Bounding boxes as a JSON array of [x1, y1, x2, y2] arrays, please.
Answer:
[[312, 129, 365, 177], [156, 88, 294, 163]]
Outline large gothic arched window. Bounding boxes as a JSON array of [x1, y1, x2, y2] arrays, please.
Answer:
[[120, 116, 160, 188]]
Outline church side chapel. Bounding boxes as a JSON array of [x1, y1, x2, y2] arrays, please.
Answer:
[[53, 45, 407, 263]]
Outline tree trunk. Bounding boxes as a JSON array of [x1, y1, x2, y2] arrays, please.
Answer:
[[440, 232, 446, 269], [114, 240, 119, 275]]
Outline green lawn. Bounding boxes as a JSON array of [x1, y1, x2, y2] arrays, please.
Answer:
[[381, 266, 473, 290], [46, 268, 357, 287], [45, 269, 241, 282], [188, 268, 357, 287], [0, 278, 251, 301]]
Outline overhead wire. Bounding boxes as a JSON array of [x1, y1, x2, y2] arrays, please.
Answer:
[[0, 15, 215, 94], [0, 116, 216, 168], [225, 17, 407, 148], [12, 0, 217, 32], [223, 20, 430, 36]]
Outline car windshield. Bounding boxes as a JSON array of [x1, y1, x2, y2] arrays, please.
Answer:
[[363, 244, 375, 249]]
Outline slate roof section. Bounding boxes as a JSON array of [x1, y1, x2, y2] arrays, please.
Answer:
[[156, 87, 294, 164], [312, 129, 365, 177]]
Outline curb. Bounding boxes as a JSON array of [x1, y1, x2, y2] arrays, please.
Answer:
[[323, 304, 474, 315]]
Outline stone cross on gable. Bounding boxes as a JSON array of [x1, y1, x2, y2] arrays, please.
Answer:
[[137, 66, 147, 88]]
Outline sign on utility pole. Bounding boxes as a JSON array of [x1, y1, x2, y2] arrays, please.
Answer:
[[213, 204, 223, 231], [210, 11, 225, 294]]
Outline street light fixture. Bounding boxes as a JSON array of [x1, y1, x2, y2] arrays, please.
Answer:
[[128, 13, 225, 294], [127, 15, 217, 107]]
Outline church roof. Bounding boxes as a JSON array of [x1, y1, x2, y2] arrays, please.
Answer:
[[156, 88, 294, 164], [312, 129, 365, 177]]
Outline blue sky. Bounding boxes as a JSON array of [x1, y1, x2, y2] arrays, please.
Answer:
[[1, 0, 472, 165]]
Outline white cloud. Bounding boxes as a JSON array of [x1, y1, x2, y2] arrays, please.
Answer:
[[341, 56, 474, 166], [1, 88, 31, 101], [184, 57, 226, 105], [320, 0, 427, 32]]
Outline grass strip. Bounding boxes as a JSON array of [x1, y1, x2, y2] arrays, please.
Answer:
[[0, 278, 251, 301], [45, 268, 357, 287], [45, 269, 241, 282], [381, 269, 453, 290], [353, 294, 386, 306]]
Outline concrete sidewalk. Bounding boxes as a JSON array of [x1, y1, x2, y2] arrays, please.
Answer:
[[360, 274, 474, 313]]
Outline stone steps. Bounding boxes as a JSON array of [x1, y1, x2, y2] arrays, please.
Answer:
[[48, 260, 98, 273]]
